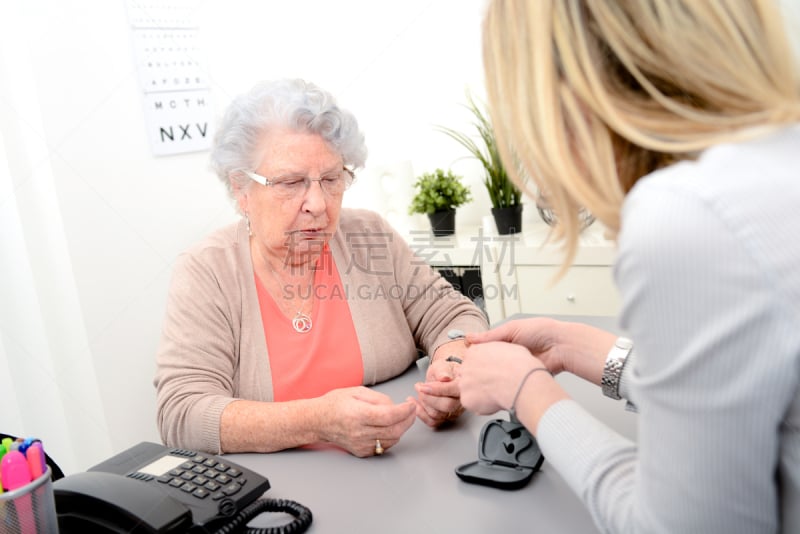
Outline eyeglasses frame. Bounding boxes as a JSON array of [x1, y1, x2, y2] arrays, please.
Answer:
[[242, 167, 355, 197]]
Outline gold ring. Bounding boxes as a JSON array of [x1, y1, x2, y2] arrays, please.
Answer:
[[374, 439, 384, 455]]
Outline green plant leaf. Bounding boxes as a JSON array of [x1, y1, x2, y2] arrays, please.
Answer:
[[408, 168, 473, 215], [436, 92, 522, 209]]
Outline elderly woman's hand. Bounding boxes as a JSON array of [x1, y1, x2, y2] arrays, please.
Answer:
[[414, 355, 465, 427], [318, 386, 417, 457]]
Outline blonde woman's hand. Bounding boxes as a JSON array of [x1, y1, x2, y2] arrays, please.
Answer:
[[465, 317, 617, 384], [459, 340, 569, 432], [458, 341, 538, 415]]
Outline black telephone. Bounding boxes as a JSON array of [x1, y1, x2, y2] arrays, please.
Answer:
[[52, 441, 312, 534]]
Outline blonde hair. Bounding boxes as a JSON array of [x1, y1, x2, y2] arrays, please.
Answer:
[[482, 0, 800, 268]]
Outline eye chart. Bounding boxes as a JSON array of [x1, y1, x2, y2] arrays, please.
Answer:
[[126, 0, 213, 156]]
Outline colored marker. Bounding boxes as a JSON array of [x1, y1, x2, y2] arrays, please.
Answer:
[[25, 442, 46, 479], [1, 450, 32, 491], [2, 449, 36, 534], [18, 437, 38, 456]]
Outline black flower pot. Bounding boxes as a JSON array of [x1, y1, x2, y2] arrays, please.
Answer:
[[491, 205, 523, 235], [428, 209, 456, 236]]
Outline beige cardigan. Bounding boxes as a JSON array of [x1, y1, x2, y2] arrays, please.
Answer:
[[154, 208, 488, 453]]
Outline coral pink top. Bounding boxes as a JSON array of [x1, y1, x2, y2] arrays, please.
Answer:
[[255, 247, 363, 401]]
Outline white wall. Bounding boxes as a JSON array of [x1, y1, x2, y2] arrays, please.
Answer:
[[200, 0, 498, 231], [0, 0, 493, 474]]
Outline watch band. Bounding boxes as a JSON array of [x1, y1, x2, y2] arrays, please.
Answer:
[[601, 337, 633, 400]]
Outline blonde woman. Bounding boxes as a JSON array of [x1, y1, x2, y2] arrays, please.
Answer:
[[458, 1, 800, 532]]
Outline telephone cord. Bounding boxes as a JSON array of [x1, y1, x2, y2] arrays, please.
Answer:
[[213, 497, 313, 534]]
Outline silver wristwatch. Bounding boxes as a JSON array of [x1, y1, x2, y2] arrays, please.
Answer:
[[601, 337, 633, 400]]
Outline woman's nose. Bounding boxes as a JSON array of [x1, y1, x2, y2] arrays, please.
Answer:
[[301, 180, 327, 213]]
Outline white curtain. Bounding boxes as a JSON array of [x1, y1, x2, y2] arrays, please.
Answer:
[[0, 2, 238, 476], [0, 8, 113, 475]]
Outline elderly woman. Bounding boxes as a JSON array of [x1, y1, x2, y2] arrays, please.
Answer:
[[154, 79, 487, 457]]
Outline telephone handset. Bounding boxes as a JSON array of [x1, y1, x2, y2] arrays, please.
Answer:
[[53, 441, 312, 533]]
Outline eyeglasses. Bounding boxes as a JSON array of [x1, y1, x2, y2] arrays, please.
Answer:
[[244, 167, 354, 200]]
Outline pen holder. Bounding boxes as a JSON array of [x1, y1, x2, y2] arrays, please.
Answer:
[[1, 466, 58, 533]]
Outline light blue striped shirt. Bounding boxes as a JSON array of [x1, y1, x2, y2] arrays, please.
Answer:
[[538, 125, 800, 533]]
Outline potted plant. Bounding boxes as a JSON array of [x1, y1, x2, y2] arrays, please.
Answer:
[[437, 92, 524, 235], [408, 168, 472, 236]]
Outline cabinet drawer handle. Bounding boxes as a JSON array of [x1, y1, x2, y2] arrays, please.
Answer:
[[566, 294, 576, 302]]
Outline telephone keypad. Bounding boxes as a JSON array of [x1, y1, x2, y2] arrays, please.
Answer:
[[192, 487, 210, 499], [221, 483, 241, 496], [155, 457, 250, 502]]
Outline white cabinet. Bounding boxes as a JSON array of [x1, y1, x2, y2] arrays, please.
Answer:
[[504, 265, 620, 316], [407, 220, 620, 322]]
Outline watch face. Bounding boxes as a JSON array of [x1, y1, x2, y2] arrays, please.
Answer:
[[616, 337, 634, 351]]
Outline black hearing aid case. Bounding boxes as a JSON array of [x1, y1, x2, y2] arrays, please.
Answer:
[[456, 417, 544, 490]]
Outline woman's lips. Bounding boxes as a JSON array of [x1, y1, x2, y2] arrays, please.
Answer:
[[294, 228, 326, 238]]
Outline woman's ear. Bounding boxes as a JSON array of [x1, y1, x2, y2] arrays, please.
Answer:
[[230, 174, 248, 213]]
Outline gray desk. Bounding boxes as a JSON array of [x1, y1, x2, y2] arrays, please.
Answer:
[[225, 315, 636, 533]]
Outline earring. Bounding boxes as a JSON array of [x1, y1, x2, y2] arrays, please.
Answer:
[[245, 213, 252, 236]]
